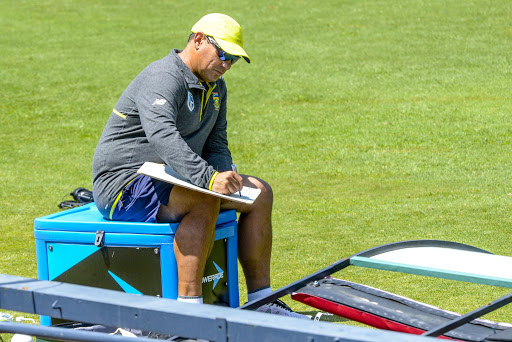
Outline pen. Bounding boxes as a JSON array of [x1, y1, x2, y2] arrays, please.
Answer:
[[231, 164, 242, 197]]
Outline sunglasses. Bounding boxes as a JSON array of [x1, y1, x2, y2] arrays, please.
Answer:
[[205, 36, 240, 64]]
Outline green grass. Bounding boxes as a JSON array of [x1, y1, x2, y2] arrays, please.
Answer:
[[1, 0, 512, 337]]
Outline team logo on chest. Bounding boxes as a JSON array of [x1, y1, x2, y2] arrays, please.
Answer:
[[212, 92, 220, 110], [187, 91, 194, 112]]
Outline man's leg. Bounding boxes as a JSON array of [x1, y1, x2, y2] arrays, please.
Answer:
[[156, 186, 221, 297], [222, 175, 309, 319], [221, 175, 273, 292]]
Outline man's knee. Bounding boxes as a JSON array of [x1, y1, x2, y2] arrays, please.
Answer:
[[258, 179, 273, 201], [250, 177, 273, 208], [219, 176, 273, 214]]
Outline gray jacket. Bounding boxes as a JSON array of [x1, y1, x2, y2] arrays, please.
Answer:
[[92, 49, 232, 216]]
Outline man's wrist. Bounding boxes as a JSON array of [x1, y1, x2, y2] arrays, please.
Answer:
[[208, 171, 219, 190]]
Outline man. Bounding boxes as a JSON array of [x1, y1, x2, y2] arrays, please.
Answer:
[[92, 13, 307, 319]]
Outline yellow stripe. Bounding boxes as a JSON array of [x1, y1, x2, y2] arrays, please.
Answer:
[[109, 178, 135, 220], [200, 90, 204, 121], [200, 83, 217, 121], [208, 171, 219, 191], [205, 83, 217, 105], [113, 109, 127, 119]]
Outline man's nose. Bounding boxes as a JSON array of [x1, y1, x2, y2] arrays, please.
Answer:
[[221, 60, 232, 70]]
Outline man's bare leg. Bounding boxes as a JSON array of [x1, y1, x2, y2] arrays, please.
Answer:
[[221, 175, 273, 292], [157, 186, 221, 296]]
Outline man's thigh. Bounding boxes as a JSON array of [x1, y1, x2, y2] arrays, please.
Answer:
[[157, 185, 221, 223]]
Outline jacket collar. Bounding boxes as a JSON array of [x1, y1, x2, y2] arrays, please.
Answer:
[[170, 49, 207, 90]]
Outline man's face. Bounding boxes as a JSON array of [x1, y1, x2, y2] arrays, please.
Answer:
[[195, 34, 233, 82]]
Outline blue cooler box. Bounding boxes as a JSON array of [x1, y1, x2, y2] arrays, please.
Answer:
[[35, 203, 239, 325]]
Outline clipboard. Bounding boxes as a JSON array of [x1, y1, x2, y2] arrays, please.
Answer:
[[137, 162, 260, 205]]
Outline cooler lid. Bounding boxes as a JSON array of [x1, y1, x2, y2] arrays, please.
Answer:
[[34, 203, 237, 234]]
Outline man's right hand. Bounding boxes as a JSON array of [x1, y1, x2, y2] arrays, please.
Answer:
[[211, 171, 243, 195]]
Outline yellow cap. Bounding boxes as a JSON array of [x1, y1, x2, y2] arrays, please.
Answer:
[[191, 13, 250, 63]]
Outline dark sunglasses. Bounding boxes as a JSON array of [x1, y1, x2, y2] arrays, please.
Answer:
[[205, 36, 240, 64]]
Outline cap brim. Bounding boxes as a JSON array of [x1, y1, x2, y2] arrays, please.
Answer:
[[214, 37, 251, 63]]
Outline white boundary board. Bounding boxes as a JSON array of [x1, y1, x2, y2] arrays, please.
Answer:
[[371, 247, 512, 279], [351, 246, 512, 288]]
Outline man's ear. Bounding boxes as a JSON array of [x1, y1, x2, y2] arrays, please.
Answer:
[[193, 32, 206, 50]]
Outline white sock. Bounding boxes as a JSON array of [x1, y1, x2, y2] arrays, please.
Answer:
[[177, 296, 203, 304], [247, 286, 272, 302]]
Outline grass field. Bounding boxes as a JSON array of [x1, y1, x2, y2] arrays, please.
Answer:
[[1, 0, 511, 337]]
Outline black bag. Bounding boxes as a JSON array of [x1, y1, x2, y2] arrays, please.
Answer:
[[58, 187, 94, 209]]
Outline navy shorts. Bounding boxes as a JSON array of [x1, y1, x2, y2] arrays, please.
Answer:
[[110, 175, 173, 223]]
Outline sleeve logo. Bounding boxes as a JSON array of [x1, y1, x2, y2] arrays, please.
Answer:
[[152, 98, 167, 106]]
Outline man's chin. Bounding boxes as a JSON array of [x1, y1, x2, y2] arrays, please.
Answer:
[[197, 72, 220, 83], [208, 74, 221, 82]]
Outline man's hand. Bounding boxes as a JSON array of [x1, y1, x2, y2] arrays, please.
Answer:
[[211, 170, 243, 195]]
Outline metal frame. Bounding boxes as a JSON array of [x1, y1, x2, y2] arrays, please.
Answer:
[[0, 274, 433, 342], [241, 240, 512, 338], [422, 291, 512, 337]]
